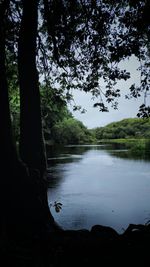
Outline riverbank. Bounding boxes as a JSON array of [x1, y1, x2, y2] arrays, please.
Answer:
[[1, 223, 150, 266], [97, 137, 148, 144], [97, 138, 150, 158]]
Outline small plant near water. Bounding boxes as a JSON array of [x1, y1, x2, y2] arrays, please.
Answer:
[[129, 139, 150, 158], [49, 201, 62, 213]]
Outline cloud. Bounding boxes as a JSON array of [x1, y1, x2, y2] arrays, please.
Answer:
[[68, 56, 145, 128]]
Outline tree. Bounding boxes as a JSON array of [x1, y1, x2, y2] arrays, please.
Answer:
[[1, 0, 61, 241], [18, 0, 46, 176], [0, 0, 21, 238], [1, 0, 150, 242], [40, 84, 69, 143], [42, 0, 150, 114], [52, 117, 93, 144]]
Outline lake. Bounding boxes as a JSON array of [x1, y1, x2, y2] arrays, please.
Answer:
[[47, 144, 150, 233]]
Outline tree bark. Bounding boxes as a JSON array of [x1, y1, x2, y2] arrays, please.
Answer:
[[0, 0, 26, 239], [18, 0, 47, 176], [0, 0, 18, 171], [0, 0, 62, 241], [17, 0, 62, 235]]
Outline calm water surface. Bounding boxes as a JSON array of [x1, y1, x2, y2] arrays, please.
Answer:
[[47, 144, 150, 233]]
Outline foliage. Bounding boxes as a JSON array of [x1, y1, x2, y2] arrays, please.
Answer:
[[51, 117, 94, 145], [127, 138, 150, 158], [3, 0, 150, 153], [6, 0, 150, 118], [40, 84, 70, 140], [1, 0, 150, 243], [108, 138, 150, 159], [9, 82, 94, 145], [92, 118, 150, 140]]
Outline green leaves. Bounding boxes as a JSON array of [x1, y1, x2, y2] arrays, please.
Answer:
[[52, 117, 94, 145], [129, 84, 141, 98], [93, 117, 150, 140], [6, 0, 150, 119], [137, 104, 150, 118], [93, 102, 108, 112]]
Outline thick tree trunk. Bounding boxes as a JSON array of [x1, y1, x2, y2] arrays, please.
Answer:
[[0, 0, 61, 242], [0, 0, 28, 239], [18, 0, 46, 176], [17, 0, 62, 235], [0, 0, 18, 172]]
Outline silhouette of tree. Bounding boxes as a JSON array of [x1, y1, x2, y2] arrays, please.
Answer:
[[1, 0, 150, 240]]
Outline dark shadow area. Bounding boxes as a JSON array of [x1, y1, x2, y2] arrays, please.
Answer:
[[1, 0, 150, 265], [1, 222, 150, 266]]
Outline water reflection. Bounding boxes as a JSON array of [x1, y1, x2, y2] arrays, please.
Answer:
[[107, 142, 150, 161], [47, 144, 150, 232]]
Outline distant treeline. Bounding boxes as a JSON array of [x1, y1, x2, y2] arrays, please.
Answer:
[[91, 118, 150, 140], [50, 117, 150, 145], [11, 83, 150, 145]]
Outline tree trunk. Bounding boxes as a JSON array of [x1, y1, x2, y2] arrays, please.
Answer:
[[0, 0, 18, 172], [0, 0, 61, 242], [0, 0, 28, 239], [17, 0, 62, 235], [18, 0, 46, 176]]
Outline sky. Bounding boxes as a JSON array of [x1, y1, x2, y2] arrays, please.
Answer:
[[68, 56, 147, 129]]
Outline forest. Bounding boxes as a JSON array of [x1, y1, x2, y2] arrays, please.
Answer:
[[1, 0, 150, 266], [10, 85, 94, 145], [11, 86, 150, 144], [93, 117, 150, 139]]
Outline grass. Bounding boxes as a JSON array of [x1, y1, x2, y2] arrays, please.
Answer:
[[97, 138, 150, 159], [97, 138, 147, 144]]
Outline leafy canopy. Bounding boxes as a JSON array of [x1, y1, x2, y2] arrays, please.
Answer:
[[93, 117, 150, 139], [6, 0, 150, 115]]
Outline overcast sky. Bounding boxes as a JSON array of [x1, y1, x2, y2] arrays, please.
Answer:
[[68, 56, 147, 129]]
